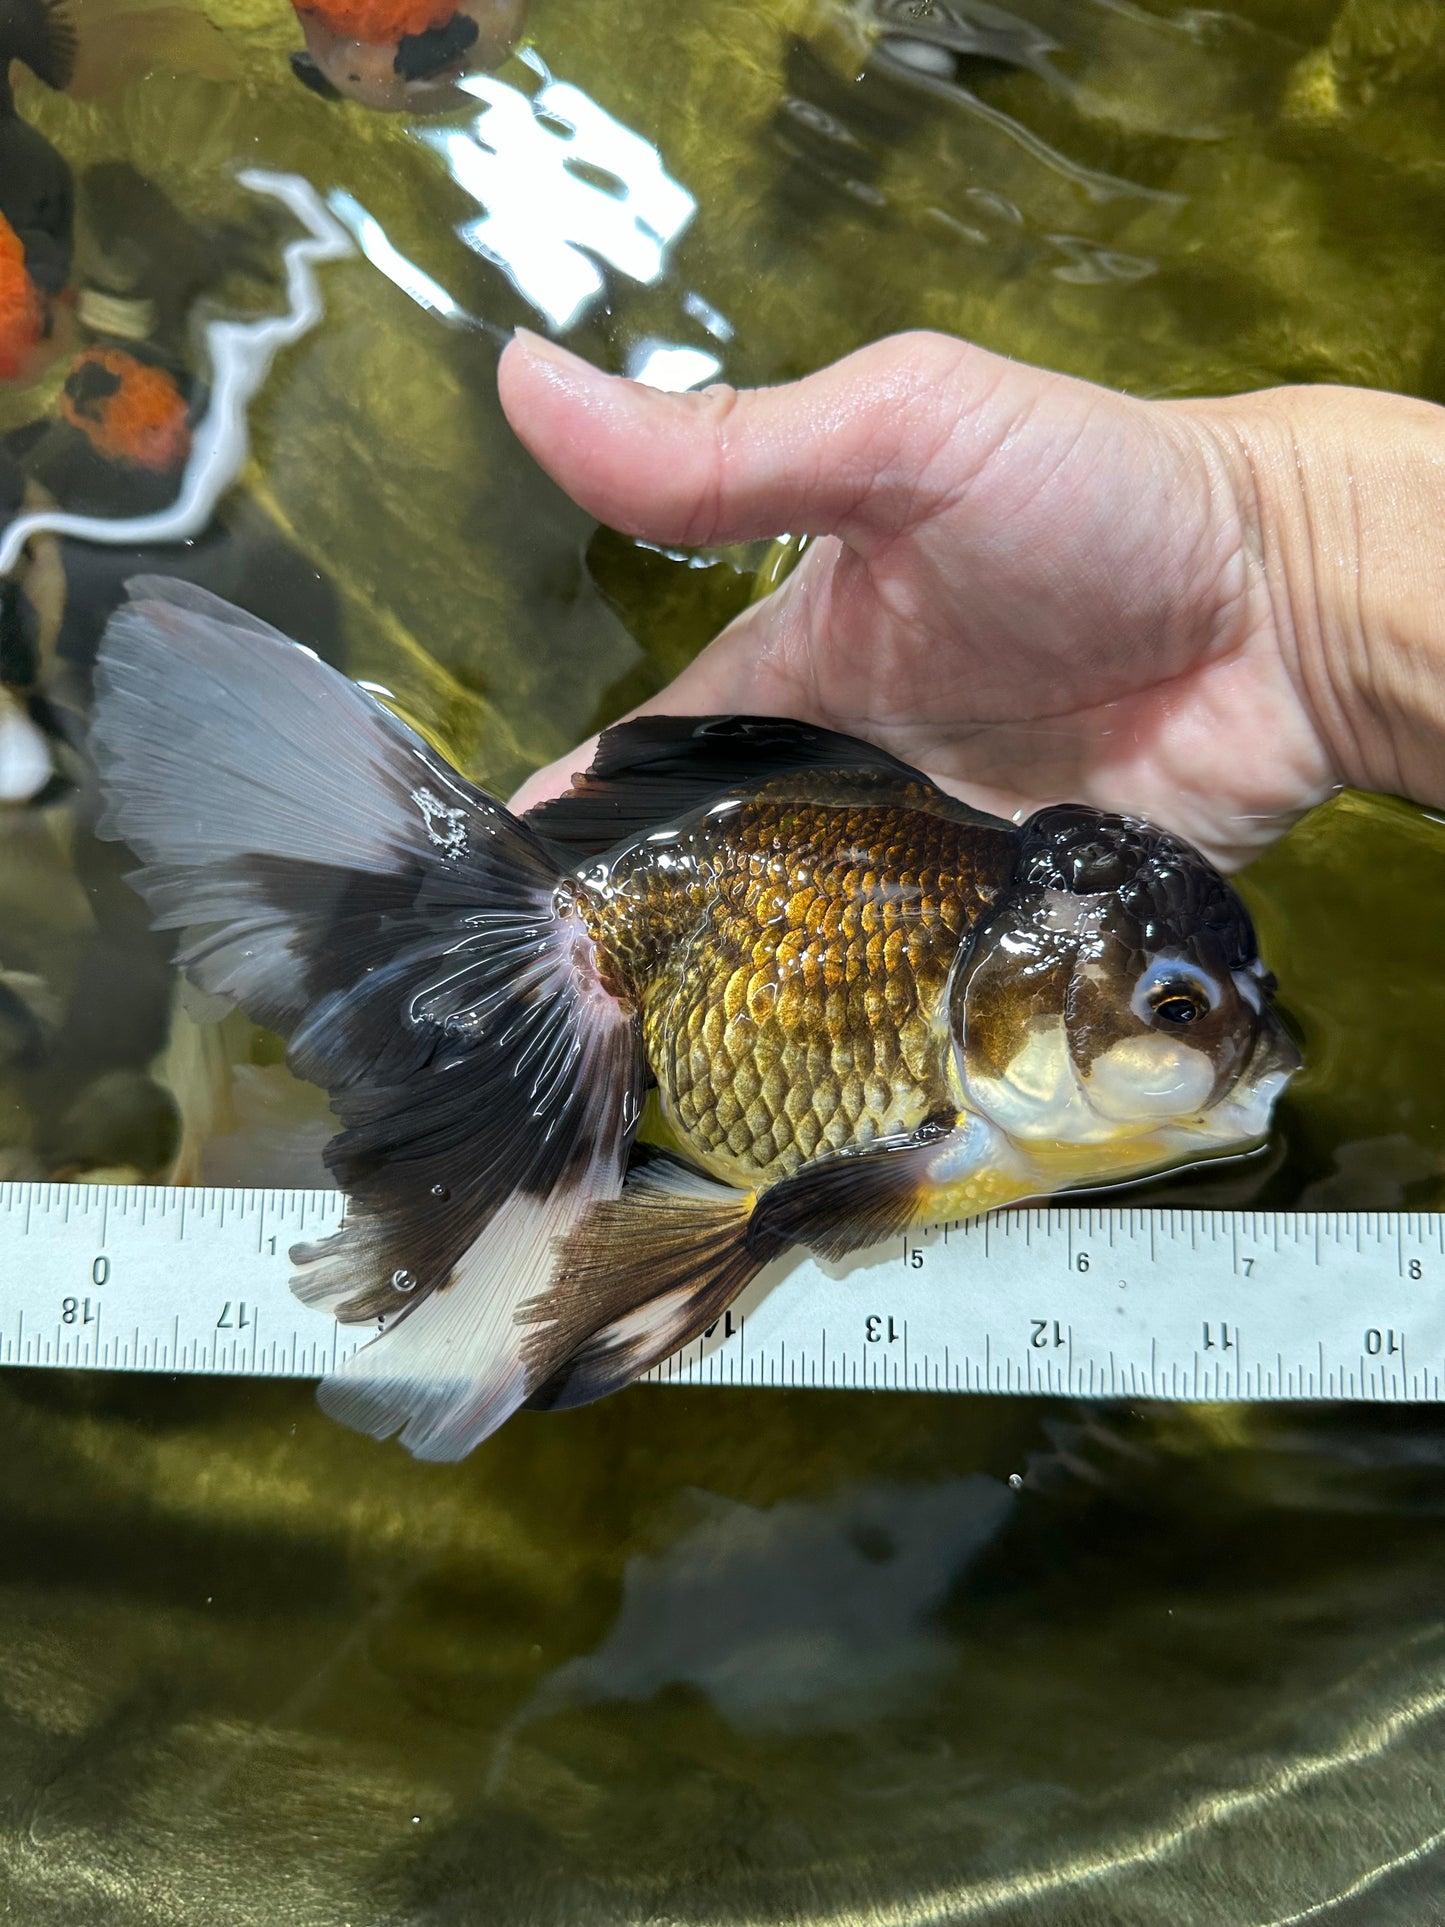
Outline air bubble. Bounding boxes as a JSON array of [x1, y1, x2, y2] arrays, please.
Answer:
[[431, 1184, 451, 1201], [392, 1268, 418, 1293]]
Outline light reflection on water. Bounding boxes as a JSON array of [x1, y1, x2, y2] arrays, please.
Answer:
[[426, 61, 700, 331]]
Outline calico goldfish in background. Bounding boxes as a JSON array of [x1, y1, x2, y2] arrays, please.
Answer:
[[288, 0, 527, 109], [0, 0, 76, 382], [0, 215, 46, 381]]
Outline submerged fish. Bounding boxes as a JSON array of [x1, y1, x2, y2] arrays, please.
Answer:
[[288, 0, 526, 111], [0, 0, 75, 313], [0, 213, 45, 381], [54, 344, 193, 483], [90, 580, 1299, 1460]]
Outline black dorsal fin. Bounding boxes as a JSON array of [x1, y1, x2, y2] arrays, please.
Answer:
[[523, 714, 1010, 857]]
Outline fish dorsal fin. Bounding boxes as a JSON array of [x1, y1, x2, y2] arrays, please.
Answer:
[[524, 1119, 961, 1412], [523, 714, 1009, 857]]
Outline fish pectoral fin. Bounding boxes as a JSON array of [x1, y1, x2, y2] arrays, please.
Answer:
[[748, 1116, 962, 1262], [524, 1118, 965, 1411], [521, 1152, 759, 1412], [523, 714, 1008, 857]]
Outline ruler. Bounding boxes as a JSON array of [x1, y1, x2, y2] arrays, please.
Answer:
[[0, 1183, 1441, 1401]]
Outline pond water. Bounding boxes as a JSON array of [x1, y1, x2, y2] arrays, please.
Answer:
[[0, 0, 1443, 1920]]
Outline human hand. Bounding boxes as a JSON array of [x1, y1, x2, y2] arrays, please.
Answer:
[[498, 330, 1445, 869]]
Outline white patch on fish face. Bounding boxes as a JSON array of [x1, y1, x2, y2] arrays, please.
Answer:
[[964, 1020, 1223, 1144], [963, 1017, 1105, 1142], [1210, 1065, 1293, 1141], [1204, 1017, 1301, 1143], [1083, 1036, 1217, 1122], [0, 695, 53, 804], [1232, 968, 1263, 1014]]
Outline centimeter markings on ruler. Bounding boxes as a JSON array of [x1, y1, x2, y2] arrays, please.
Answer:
[[0, 1182, 1442, 1401]]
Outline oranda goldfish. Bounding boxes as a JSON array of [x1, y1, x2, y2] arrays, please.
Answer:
[[0, 213, 44, 380], [57, 345, 192, 477], [91, 581, 1299, 1460], [288, 0, 526, 111], [0, 0, 75, 318]]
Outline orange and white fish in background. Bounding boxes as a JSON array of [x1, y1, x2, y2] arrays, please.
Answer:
[[0, 215, 46, 380], [289, 0, 527, 110], [0, 0, 77, 381]]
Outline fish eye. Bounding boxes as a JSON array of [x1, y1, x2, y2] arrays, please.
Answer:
[[1149, 983, 1210, 1025], [1129, 956, 1222, 1029]]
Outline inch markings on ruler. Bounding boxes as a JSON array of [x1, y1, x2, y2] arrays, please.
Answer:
[[0, 1185, 1441, 1400], [648, 1202, 1445, 1403], [0, 1182, 355, 1379]]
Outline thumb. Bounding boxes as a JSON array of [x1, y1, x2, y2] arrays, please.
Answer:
[[496, 328, 1031, 554]]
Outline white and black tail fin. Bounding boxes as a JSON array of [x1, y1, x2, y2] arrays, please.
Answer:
[[91, 578, 645, 1459]]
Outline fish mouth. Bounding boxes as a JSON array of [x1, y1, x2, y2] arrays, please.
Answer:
[[1204, 1016, 1301, 1143]]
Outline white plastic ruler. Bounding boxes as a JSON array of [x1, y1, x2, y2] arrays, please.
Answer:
[[0, 1183, 1441, 1401]]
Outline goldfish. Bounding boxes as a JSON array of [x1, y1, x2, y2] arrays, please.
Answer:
[[0, 0, 75, 326], [0, 214, 44, 380], [57, 344, 192, 478], [288, 0, 527, 111], [2, 342, 345, 798], [90, 580, 1299, 1461]]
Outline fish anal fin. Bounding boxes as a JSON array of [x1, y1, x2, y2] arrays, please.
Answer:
[[525, 1118, 967, 1411], [523, 714, 1008, 857], [521, 1154, 757, 1411]]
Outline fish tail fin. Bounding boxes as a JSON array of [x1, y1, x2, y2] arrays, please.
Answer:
[[91, 577, 645, 1459], [2, 0, 78, 90]]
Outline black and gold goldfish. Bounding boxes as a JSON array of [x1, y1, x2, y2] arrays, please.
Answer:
[[91, 582, 1299, 1459]]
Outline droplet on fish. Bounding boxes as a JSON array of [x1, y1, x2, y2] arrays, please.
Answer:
[[391, 1268, 418, 1292]]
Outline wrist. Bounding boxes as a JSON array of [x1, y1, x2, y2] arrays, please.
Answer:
[[1195, 384, 1445, 812]]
